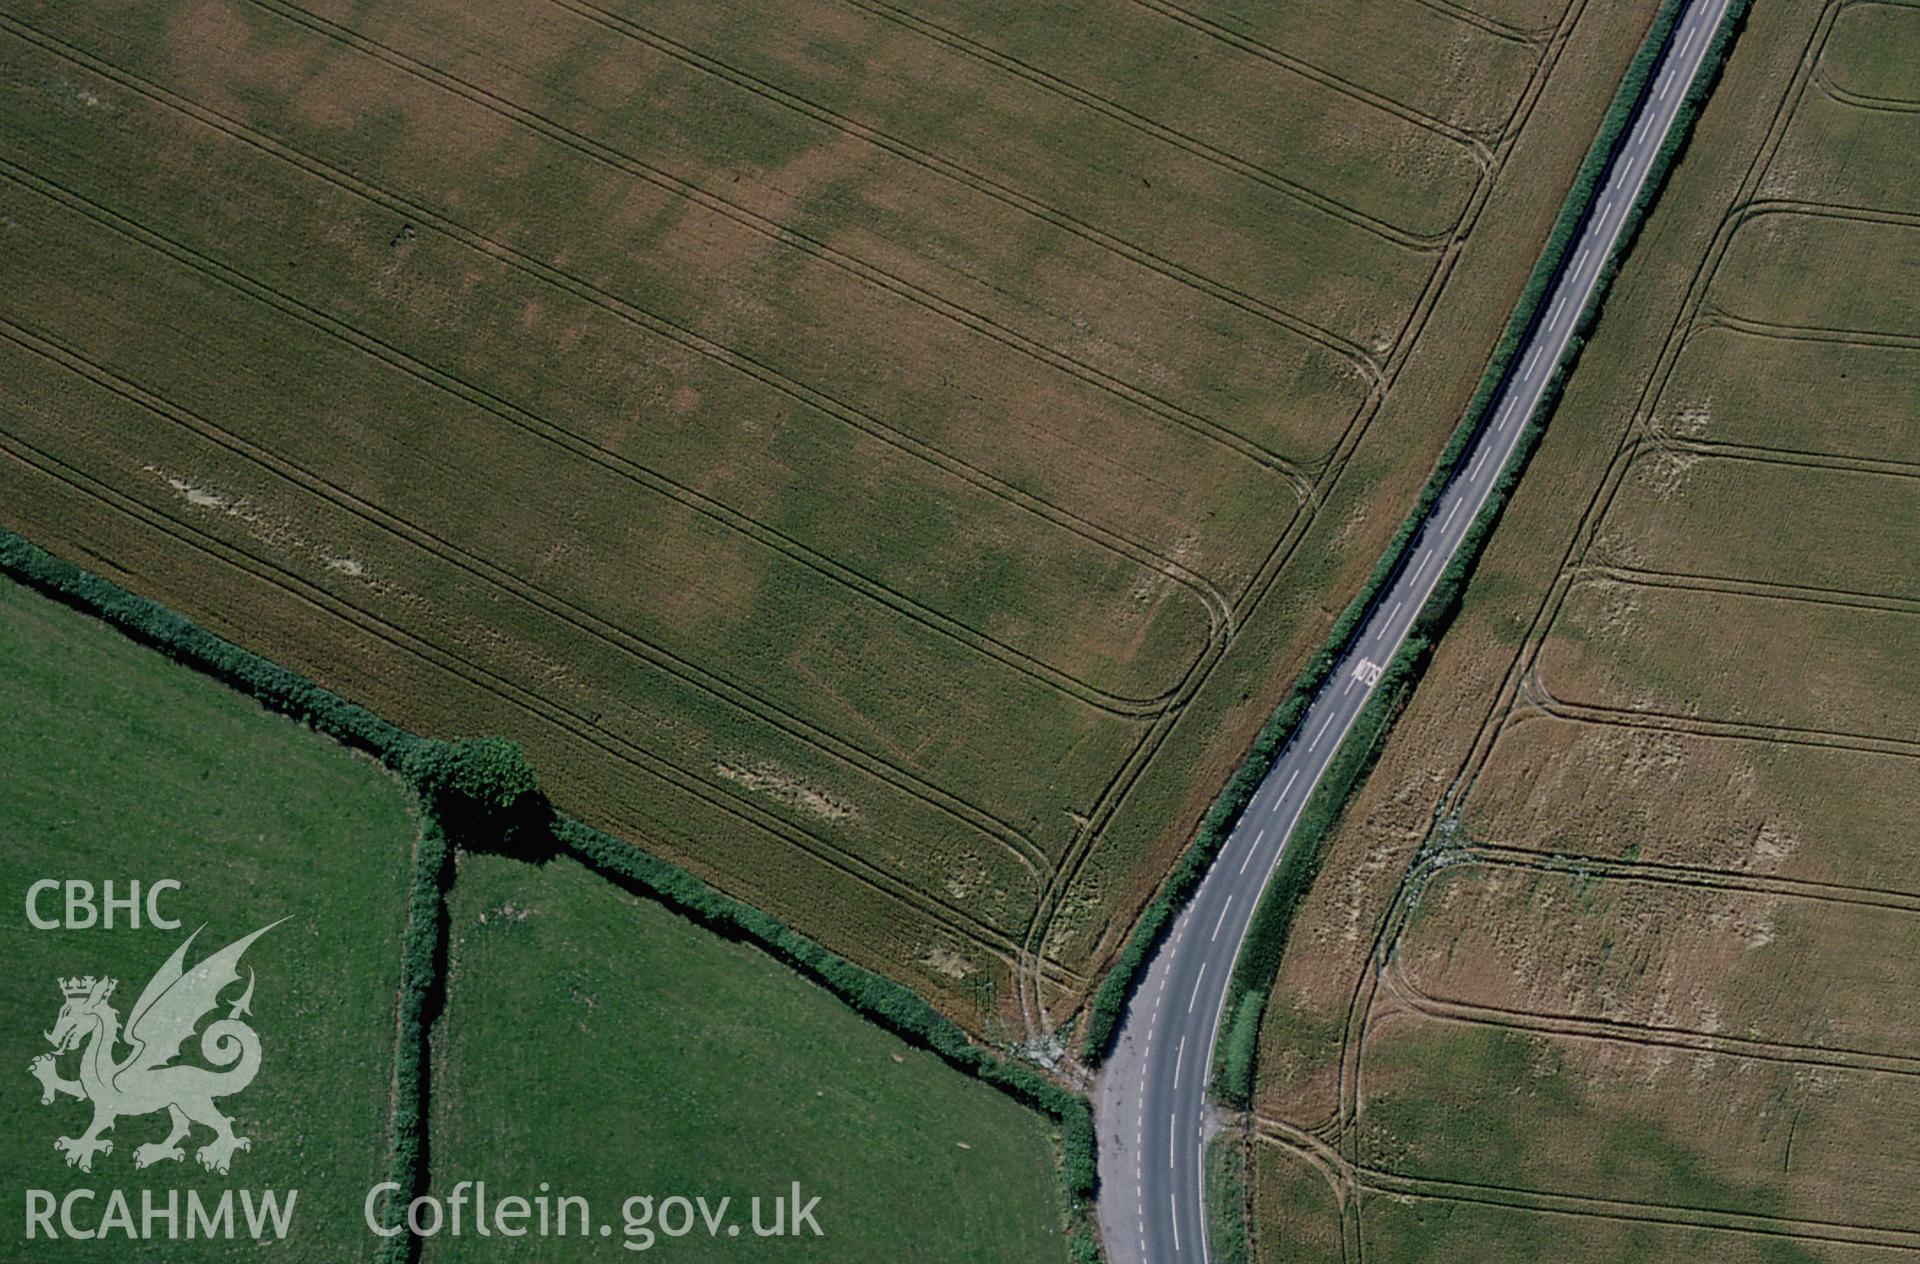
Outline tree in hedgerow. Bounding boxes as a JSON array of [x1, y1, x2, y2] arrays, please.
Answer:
[[401, 733, 541, 833]]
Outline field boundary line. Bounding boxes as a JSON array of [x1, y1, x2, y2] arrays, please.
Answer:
[[0, 526, 1103, 1257], [0, 15, 1242, 645], [248, 0, 1328, 492], [1308, 0, 1758, 1202], [1037, 0, 1591, 959], [1036, 0, 1605, 1029], [0, 429, 1035, 963], [1075, 0, 1653, 1061], [1450, 0, 1847, 808]]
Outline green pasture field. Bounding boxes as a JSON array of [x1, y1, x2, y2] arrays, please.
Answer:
[[422, 850, 1069, 1263], [0, 577, 416, 1259]]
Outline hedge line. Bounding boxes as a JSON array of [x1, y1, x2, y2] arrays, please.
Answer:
[[557, 820, 1100, 1211], [0, 527, 1102, 1255], [377, 815, 452, 1263], [1079, 0, 1696, 1070], [1209, 0, 1751, 1109]]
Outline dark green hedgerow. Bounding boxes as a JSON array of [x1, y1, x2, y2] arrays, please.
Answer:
[[1210, 0, 1752, 1109], [556, 820, 1099, 1206], [0, 527, 1101, 1254], [378, 814, 452, 1263], [0, 531, 414, 761], [1080, 0, 1702, 1070]]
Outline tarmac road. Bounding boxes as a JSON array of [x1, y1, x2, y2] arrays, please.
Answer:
[[1092, 0, 1734, 1258]]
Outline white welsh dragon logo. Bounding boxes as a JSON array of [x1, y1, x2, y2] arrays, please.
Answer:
[[28, 920, 285, 1174]]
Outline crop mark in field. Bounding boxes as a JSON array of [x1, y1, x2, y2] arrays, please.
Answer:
[[1015, 0, 1593, 1023], [0, 310, 1060, 919], [325, 0, 1387, 388], [1811, 70, 1920, 115], [1589, 562, 1920, 617], [0, 280, 1065, 904], [1355, 1164, 1920, 1252], [1121, 0, 1499, 154], [0, 19, 1239, 669], [244, 0, 1327, 494], [1290, 17, 1920, 1259], [0, 423, 1036, 977], [833, 0, 1452, 248], [525, 0, 1387, 382], [0, 160, 1094, 865], [1376, 954, 1920, 1082]]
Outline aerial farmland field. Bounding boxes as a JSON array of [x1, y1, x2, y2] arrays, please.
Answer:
[[0, 0, 1670, 1038], [0, 576, 417, 1259], [423, 851, 1070, 1262], [1246, 2, 1920, 1260]]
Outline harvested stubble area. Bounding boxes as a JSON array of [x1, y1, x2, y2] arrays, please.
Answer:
[[0, 0, 1658, 1032], [1248, 2, 1920, 1261]]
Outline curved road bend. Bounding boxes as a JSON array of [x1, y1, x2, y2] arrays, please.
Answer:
[[1093, 0, 1734, 1258]]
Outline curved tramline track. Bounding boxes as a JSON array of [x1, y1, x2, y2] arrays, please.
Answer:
[[1092, 0, 1738, 1258]]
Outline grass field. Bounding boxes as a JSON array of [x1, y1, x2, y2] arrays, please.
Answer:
[[0, 0, 1666, 1032], [423, 850, 1068, 1262], [1245, 1, 1920, 1259], [0, 576, 417, 1259]]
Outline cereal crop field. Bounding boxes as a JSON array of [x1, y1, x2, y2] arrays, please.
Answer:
[[0, 0, 1663, 1032], [1245, 2, 1920, 1259]]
